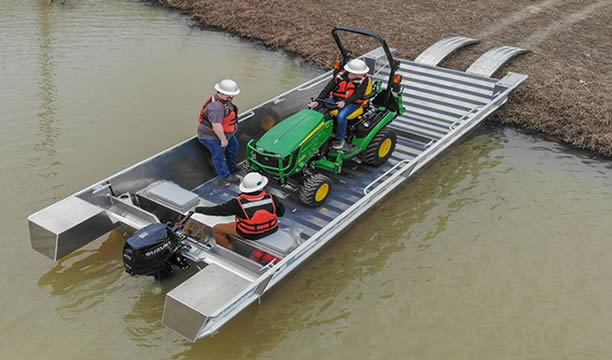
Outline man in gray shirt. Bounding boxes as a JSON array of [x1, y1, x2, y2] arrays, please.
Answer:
[[197, 79, 241, 182]]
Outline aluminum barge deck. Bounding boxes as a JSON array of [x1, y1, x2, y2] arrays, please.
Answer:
[[27, 37, 527, 342]]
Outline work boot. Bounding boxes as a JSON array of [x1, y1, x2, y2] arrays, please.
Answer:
[[224, 174, 241, 184], [331, 139, 345, 150]]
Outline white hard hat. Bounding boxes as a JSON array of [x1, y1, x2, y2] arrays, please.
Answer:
[[214, 79, 240, 96], [239, 172, 269, 193], [344, 59, 369, 75]]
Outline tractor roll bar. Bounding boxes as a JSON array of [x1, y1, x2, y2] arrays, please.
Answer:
[[331, 26, 400, 106]]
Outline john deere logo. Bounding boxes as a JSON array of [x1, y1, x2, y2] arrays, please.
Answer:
[[265, 157, 270, 161]]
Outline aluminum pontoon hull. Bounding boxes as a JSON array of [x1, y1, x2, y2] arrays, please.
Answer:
[[28, 41, 527, 342]]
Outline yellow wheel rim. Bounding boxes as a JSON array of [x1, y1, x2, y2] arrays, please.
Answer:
[[314, 183, 329, 202], [378, 138, 392, 158]]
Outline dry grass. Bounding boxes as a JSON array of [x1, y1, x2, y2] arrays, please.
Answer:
[[158, 0, 612, 156]]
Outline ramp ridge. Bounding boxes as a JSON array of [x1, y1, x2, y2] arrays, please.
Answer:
[[466, 46, 529, 78], [414, 36, 480, 66]]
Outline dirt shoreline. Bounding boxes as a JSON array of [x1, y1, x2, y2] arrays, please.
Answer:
[[156, 0, 612, 157]]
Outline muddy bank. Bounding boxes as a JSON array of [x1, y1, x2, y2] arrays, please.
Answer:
[[157, 0, 612, 156]]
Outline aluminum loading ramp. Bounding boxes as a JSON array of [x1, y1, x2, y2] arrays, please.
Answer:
[[381, 57, 527, 142], [414, 36, 480, 66], [28, 35, 528, 343]]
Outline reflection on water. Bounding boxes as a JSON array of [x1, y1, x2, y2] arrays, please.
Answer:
[[38, 231, 124, 320], [122, 268, 199, 346], [34, 0, 61, 167], [37, 229, 198, 347]]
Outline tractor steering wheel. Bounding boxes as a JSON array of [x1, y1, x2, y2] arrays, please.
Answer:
[[315, 97, 339, 110]]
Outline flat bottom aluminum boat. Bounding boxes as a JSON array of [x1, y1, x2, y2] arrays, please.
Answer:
[[28, 34, 527, 341]]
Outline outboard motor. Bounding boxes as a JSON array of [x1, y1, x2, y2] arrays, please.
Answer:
[[123, 212, 193, 279]]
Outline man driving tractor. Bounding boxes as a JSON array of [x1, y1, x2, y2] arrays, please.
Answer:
[[308, 58, 372, 150]]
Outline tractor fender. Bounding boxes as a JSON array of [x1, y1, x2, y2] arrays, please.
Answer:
[[352, 111, 395, 149]]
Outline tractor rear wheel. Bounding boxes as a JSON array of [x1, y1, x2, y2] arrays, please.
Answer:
[[363, 127, 396, 166], [298, 173, 332, 207]]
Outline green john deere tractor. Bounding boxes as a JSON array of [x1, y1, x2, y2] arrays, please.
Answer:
[[242, 27, 405, 207]]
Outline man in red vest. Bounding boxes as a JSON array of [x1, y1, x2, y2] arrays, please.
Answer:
[[197, 79, 241, 183], [308, 59, 371, 149], [194, 172, 285, 250]]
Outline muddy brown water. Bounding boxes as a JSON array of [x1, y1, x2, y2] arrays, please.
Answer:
[[2, 1, 612, 359]]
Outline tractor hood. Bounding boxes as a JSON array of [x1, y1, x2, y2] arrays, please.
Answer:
[[256, 109, 325, 155]]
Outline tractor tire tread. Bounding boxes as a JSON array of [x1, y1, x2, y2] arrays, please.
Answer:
[[363, 127, 397, 166], [298, 173, 332, 207]]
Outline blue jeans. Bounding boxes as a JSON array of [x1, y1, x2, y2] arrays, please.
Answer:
[[317, 98, 359, 140], [198, 136, 239, 178], [336, 103, 360, 140]]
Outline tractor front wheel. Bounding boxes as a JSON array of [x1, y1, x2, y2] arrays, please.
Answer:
[[298, 173, 332, 207], [363, 127, 396, 166]]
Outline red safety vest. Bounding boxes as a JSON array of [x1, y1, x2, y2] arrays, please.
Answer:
[[331, 70, 368, 104], [199, 96, 237, 133], [235, 191, 279, 238]]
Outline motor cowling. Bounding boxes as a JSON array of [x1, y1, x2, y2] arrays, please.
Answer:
[[123, 223, 176, 277]]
